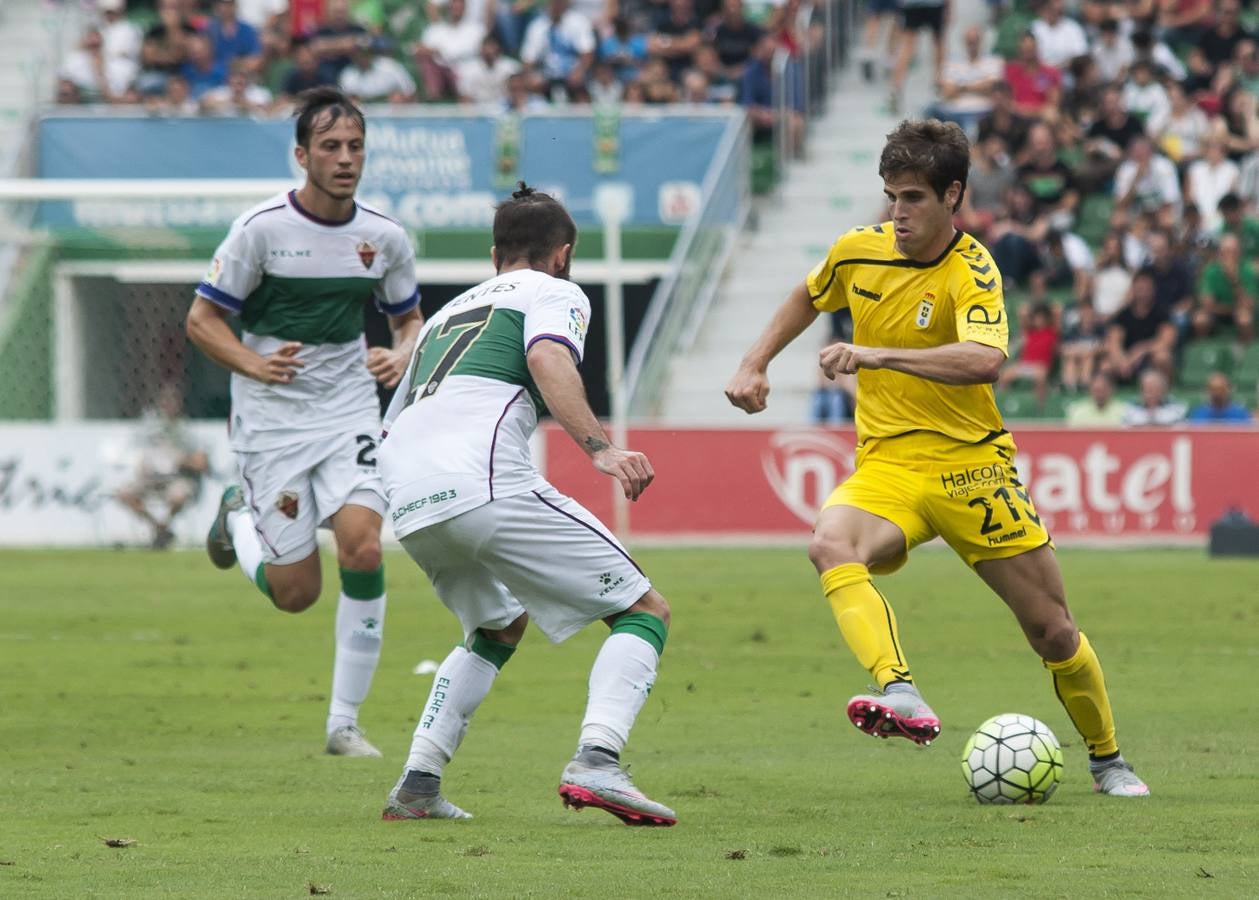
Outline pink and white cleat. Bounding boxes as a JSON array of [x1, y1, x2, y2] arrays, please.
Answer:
[[558, 748, 676, 827], [1090, 757, 1150, 797], [846, 684, 941, 746]]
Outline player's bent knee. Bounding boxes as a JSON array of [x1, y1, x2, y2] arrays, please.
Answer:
[[622, 588, 670, 627], [269, 576, 321, 613], [337, 540, 382, 573], [807, 533, 861, 572]]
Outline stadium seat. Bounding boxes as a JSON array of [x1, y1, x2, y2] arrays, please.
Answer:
[[997, 388, 1038, 418], [994, 13, 1034, 59], [1179, 338, 1234, 389], [1233, 342, 1259, 389], [751, 144, 778, 195]]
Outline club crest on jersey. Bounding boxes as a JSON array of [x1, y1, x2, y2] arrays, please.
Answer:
[[356, 240, 377, 270], [916, 293, 936, 328], [206, 256, 223, 285], [568, 306, 588, 339], [275, 490, 300, 520]]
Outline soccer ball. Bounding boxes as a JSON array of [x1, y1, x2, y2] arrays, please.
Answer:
[[960, 713, 1064, 805]]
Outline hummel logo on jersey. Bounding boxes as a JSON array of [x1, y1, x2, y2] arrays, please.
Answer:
[[851, 284, 882, 302], [270, 249, 311, 257], [357, 241, 378, 269]]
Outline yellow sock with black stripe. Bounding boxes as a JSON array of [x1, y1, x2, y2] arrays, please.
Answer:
[[1043, 631, 1119, 759], [820, 563, 912, 688]]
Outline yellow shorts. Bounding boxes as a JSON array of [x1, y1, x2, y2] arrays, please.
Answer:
[[822, 431, 1052, 573]]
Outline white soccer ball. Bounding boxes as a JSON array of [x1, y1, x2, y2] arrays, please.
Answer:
[[961, 713, 1064, 805]]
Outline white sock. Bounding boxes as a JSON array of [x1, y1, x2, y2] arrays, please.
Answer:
[[326, 591, 385, 735], [406, 645, 500, 776], [226, 507, 266, 591], [578, 633, 659, 755]]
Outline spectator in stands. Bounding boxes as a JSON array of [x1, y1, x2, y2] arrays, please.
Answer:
[[1114, 135, 1182, 222], [999, 302, 1059, 409], [97, 0, 143, 66], [888, 0, 947, 116], [114, 383, 209, 550], [206, 0, 262, 74], [416, 0, 487, 100], [1092, 230, 1134, 320], [959, 134, 1015, 240], [1030, 0, 1089, 71], [1081, 84, 1144, 193], [856, 0, 897, 85], [1005, 31, 1062, 122], [1129, 27, 1187, 82], [147, 71, 200, 114], [1198, 0, 1252, 71], [520, 0, 596, 103], [1106, 269, 1177, 381], [590, 60, 626, 105], [1036, 228, 1095, 304], [59, 26, 138, 104], [138, 0, 199, 94], [710, 0, 763, 81], [1018, 122, 1079, 228], [1193, 232, 1256, 341], [1187, 371, 1254, 423], [1065, 370, 1126, 425], [1148, 80, 1211, 166], [1157, 0, 1212, 52], [1059, 301, 1107, 392], [340, 37, 417, 103], [1211, 87, 1259, 162], [990, 183, 1047, 288], [1138, 229, 1196, 321], [685, 45, 738, 104], [493, 0, 539, 57], [931, 25, 1003, 139], [739, 33, 803, 153], [638, 57, 682, 103], [280, 37, 336, 101], [977, 82, 1031, 158], [600, 16, 649, 84], [456, 34, 521, 107], [181, 33, 229, 100], [1091, 18, 1132, 84], [1121, 368, 1186, 425], [202, 58, 273, 113], [1121, 60, 1169, 125], [312, 0, 370, 78], [1187, 137, 1241, 231], [236, 0, 287, 31], [649, 0, 704, 84], [501, 70, 549, 112], [1216, 191, 1259, 255]]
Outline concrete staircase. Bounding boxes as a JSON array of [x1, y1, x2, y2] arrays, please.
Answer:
[[658, 0, 986, 425]]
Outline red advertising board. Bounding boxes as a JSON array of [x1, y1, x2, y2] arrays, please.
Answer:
[[541, 426, 1259, 543]]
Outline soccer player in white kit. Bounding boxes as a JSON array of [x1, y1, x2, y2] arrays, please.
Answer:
[[377, 183, 676, 826], [186, 88, 422, 758]]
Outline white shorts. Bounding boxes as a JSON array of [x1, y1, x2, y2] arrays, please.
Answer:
[[237, 430, 386, 564], [398, 486, 651, 643]]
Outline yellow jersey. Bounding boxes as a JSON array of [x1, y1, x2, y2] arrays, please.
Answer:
[[806, 223, 1008, 446]]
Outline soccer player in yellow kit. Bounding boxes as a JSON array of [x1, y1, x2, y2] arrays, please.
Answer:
[[725, 120, 1149, 797]]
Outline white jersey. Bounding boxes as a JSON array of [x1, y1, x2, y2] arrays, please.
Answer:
[[379, 268, 591, 538], [195, 190, 419, 451]]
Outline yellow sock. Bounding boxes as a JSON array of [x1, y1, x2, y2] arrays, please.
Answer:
[[1043, 632, 1119, 758], [820, 563, 912, 689]]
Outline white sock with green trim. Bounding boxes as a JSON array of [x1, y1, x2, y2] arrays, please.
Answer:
[[327, 567, 385, 736], [226, 507, 266, 593], [406, 645, 502, 776], [578, 633, 659, 755]]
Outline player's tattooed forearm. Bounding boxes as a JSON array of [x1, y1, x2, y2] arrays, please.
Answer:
[[584, 436, 610, 453]]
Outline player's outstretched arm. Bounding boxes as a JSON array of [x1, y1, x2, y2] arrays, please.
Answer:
[[186, 296, 304, 385], [527, 339, 654, 501], [820, 340, 1004, 385], [726, 280, 819, 414]]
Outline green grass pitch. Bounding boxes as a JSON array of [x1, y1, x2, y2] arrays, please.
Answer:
[[2, 547, 1256, 898]]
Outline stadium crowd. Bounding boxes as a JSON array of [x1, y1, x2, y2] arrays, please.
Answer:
[[55, 0, 812, 146], [810, 0, 1259, 426]]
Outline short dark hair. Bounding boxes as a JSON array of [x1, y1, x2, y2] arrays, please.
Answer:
[[493, 181, 577, 268], [1218, 192, 1243, 213], [293, 87, 365, 149], [878, 119, 970, 213]]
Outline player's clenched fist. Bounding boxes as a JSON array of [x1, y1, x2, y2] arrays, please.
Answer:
[[592, 446, 655, 501], [366, 346, 409, 388], [254, 341, 305, 384], [725, 365, 770, 414], [820, 342, 882, 380]]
